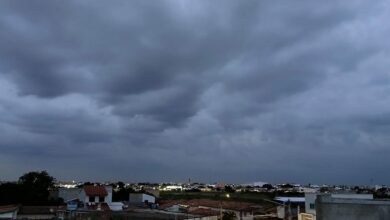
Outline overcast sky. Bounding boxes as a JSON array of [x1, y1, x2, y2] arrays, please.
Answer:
[[0, 0, 390, 184]]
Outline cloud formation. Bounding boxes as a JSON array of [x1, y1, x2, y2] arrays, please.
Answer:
[[0, 0, 390, 184]]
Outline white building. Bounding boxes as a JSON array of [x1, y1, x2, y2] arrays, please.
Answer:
[[58, 185, 115, 211], [83, 185, 112, 205], [163, 185, 183, 191], [129, 193, 156, 204]]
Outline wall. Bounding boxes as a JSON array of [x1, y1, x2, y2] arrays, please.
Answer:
[[330, 194, 373, 200], [316, 195, 390, 220], [105, 186, 113, 204], [58, 188, 82, 202], [129, 193, 144, 203], [17, 214, 55, 219], [0, 211, 17, 219], [187, 216, 218, 220], [129, 193, 155, 204], [196, 206, 253, 220], [298, 213, 315, 220], [276, 206, 285, 219], [142, 194, 156, 204], [305, 193, 317, 215], [109, 202, 124, 211], [305, 193, 373, 218]]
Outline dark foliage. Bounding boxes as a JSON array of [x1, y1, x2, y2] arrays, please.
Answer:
[[224, 185, 236, 193], [112, 183, 135, 202], [0, 171, 59, 205], [185, 188, 201, 192], [222, 211, 236, 220], [262, 184, 274, 190]]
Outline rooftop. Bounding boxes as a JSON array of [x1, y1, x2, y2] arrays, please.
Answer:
[[0, 205, 19, 214], [84, 185, 108, 197], [274, 197, 305, 203]]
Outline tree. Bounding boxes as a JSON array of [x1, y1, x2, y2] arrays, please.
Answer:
[[112, 183, 135, 202], [262, 184, 274, 190], [224, 185, 236, 193], [222, 211, 236, 220], [0, 182, 23, 205], [19, 171, 56, 204], [0, 171, 57, 205]]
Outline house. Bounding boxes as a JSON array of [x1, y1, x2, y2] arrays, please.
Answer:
[[83, 185, 111, 204], [0, 205, 18, 219], [58, 185, 114, 211], [129, 193, 156, 204]]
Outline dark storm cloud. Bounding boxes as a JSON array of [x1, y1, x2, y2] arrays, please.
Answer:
[[0, 0, 389, 184]]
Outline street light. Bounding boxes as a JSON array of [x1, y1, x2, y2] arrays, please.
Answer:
[[220, 193, 230, 219]]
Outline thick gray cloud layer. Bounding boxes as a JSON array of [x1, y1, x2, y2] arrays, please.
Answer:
[[0, 0, 389, 184]]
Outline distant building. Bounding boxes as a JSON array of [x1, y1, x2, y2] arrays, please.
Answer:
[[215, 183, 226, 191], [129, 193, 156, 204], [163, 185, 183, 191], [297, 187, 318, 194]]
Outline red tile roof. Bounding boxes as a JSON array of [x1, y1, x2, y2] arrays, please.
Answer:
[[84, 185, 108, 197], [0, 205, 18, 214]]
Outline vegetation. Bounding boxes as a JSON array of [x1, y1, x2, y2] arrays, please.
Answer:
[[222, 211, 236, 220], [0, 170, 61, 205], [112, 181, 135, 201]]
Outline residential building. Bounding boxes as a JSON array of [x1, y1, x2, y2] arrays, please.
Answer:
[[58, 185, 114, 211], [83, 185, 112, 205], [0, 205, 18, 219]]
